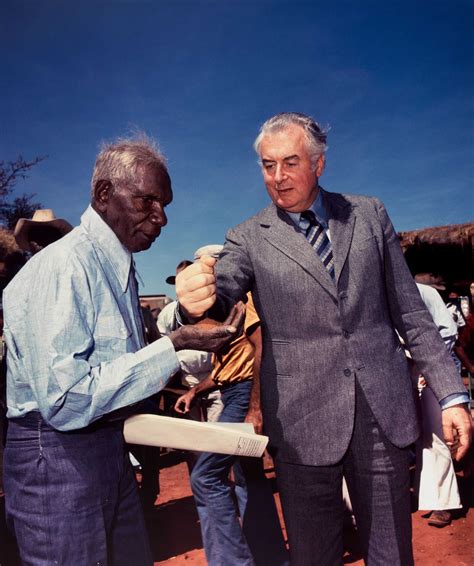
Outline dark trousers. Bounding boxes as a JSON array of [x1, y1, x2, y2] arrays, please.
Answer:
[[275, 382, 414, 566], [4, 412, 152, 566]]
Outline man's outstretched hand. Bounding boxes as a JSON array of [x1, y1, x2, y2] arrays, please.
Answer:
[[169, 302, 245, 352]]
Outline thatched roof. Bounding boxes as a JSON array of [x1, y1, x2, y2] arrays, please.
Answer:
[[398, 222, 474, 250], [400, 222, 473, 292]]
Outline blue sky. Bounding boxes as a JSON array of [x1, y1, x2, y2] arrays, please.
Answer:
[[1, 0, 473, 296]]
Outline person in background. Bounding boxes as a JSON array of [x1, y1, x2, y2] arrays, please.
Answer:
[[14, 208, 72, 255], [446, 291, 466, 332], [413, 282, 462, 528], [2, 134, 243, 565]]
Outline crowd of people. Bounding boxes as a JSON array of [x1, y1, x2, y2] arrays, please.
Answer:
[[0, 112, 472, 566]]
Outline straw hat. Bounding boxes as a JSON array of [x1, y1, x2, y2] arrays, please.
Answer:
[[14, 209, 73, 252]]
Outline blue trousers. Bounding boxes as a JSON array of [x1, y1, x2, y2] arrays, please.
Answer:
[[190, 380, 289, 566], [4, 412, 152, 565]]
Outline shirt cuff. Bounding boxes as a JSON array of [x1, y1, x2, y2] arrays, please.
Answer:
[[135, 336, 180, 385], [440, 392, 470, 410], [174, 301, 186, 328], [175, 301, 205, 326]]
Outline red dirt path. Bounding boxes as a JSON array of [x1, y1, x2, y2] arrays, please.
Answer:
[[145, 452, 474, 566]]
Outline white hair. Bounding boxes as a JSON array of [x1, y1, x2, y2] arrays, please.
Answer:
[[91, 132, 169, 196], [253, 112, 328, 168]]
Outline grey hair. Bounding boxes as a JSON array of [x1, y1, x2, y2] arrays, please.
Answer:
[[91, 132, 169, 196], [253, 112, 328, 168]]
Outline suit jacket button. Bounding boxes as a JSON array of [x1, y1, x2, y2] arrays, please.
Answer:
[[343, 330, 350, 339], [344, 368, 351, 376]]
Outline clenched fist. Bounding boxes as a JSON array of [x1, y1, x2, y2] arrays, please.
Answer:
[[176, 255, 217, 318]]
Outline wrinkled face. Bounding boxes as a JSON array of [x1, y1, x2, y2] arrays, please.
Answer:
[[259, 124, 325, 213], [95, 165, 172, 253]]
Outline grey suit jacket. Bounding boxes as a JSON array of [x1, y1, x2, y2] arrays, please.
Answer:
[[212, 190, 465, 466]]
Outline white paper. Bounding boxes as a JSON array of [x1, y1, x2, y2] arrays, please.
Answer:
[[123, 413, 268, 457]]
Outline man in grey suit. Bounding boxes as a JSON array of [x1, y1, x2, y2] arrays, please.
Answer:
[[176, 113, 472, 565]]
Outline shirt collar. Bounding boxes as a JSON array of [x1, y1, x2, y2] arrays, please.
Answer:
[[81, 205, 132, 292], [286, 188, 328, 229]]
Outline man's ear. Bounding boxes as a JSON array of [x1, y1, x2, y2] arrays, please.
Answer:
[[315, 154, 326, 178], [93, 180, 113, 213]]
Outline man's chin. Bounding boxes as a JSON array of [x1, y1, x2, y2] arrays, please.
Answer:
[[130, 233, 158, 253]]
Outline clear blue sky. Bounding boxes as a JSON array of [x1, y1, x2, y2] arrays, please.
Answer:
[[2, 0, 473, 296]]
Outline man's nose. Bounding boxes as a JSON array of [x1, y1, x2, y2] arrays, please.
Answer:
[[150, 203, 167, 227], [274, 163, 286, 183]]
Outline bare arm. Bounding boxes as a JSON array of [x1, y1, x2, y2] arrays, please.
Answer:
[[174, 373, 218, 414], [244, 324, 263, 434]]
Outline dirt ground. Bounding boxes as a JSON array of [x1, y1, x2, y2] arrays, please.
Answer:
[[2, 450, 473, 565], [145, 451, 474, 566]]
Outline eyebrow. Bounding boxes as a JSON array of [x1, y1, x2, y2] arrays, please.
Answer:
[[261, 154, 300, 164]]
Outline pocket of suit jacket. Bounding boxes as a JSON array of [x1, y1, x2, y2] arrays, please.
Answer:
[[264, 339, 293, 378]]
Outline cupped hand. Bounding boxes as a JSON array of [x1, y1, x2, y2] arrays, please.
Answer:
[[174, 390, 196, 414], [169, 302, 245, 353]]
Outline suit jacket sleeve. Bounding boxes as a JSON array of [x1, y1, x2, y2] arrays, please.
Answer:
[[209, 226, 255, 319]]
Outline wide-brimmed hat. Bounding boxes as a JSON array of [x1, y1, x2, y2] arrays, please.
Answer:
[[166, 259, 194, 285], [14, 209, 73, 252], [414, 272, 446, 291]]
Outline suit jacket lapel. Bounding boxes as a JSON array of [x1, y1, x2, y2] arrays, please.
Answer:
[[324, 190, 355, 285], [259, 204, 338, 299]]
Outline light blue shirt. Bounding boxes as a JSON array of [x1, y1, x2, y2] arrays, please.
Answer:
[[286, 188, 330, 237], [3, 206, 180, 431], [287, 190, 469, 410]]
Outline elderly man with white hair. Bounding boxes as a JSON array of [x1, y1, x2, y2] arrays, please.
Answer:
[[2, 135, 243, 565]]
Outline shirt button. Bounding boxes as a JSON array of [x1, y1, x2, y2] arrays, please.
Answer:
[[344, 368, 351, 377]]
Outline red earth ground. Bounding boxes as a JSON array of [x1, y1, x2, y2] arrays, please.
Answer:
[[143, 451, 474, 566], [2, 450, 472, 564]]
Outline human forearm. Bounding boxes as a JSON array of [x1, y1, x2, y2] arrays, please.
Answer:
[[190, 374, 218, 396], [174, 373, 218, 414], [245, 326, 263, 433], [37, 336, 180, 431], [454, 344, 474, 373]]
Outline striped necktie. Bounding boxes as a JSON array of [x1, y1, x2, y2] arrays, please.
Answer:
[[301, 210, 335, 280]]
